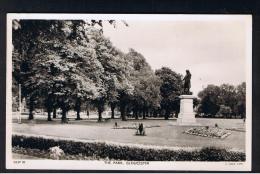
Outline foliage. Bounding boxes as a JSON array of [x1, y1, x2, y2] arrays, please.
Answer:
[[12, 20, 130, 121], [155, 67, 182, 119], [235, 82, 246, 117], [125, 49, 161, 119], [13, 20, 103, 119], [87, 28, 133, 120], [217, 105, 232, 117], [13, 146, 102, 160], [13, 19, 245, 121], [12, 134, 245, 161], [198, 83, 246, 118]]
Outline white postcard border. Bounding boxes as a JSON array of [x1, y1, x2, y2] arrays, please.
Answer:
[[6, 13, 252, 171]]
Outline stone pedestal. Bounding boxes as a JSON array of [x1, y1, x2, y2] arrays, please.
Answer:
[[177, 95, 198, 125]]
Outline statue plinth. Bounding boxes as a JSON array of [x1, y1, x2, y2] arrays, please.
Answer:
[[177, 95, 199, 126]]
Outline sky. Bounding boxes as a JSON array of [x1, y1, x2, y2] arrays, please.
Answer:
[[102, 17, 249, 96]]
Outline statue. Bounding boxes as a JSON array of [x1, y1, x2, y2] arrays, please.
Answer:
[[177, 70, 198, 125], [183, 70, 191, 95]]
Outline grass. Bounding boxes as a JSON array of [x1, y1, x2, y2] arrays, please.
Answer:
[[12, 117, 246, 151]]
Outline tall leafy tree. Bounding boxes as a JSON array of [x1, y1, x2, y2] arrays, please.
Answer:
[[218, 84, 237, 113], [235, 82, 246, 118], [12, 20, 105, 121], [87, 28, 133, 121], [125, 49, 160, 120], [198, 82, 246, 118], [198, 85, 221, 116], [155, 67, 183, 119]]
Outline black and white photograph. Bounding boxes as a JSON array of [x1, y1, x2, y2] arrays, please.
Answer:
[[6, 14, 252, 171]]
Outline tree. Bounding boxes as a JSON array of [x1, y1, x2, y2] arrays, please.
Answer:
[[217, 105, 232, 118], [86, 28, 133, 121], [235, 82, 246, 118], [193, 97, 200, 108], [198, 83, 246, 118], [114, 52, 133, 121], [198, 85, 221, 116], [12, 20, 72, 119], [218, 84, 237, 113], [155, 67, 182, 119], [125, 49, 161, 120], [12, 20, 105, 121], [133, 75, 161, 119]]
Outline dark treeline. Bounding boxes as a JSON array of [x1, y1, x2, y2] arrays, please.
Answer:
[[197, 83, 246, 119]]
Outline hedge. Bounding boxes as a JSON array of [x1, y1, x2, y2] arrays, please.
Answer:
[[12, 133, 245, 161]]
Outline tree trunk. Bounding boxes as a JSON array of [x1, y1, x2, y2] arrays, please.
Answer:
[[153, 109, 158, 117], [142, 108, 146, 119], [28, 99, 34, 120], [138, 110, 141, 117], [95, 99, 104, 122], [111, 104, 115, 119], [47, 109, 52, 121], [126, 107, 131, 117], [120, 104, 127, 121], [53, 108, 57, 118], [145, 108, 149, 117], [133, 108, 138, 120], [75, 106, 81, 120], [61, 108, 67, 123], [75, 98, 81, 120], [98, 107, 102, 122], [86, 102, 90, 116], [165, 109, 170, 120], [76, 109, 81, 120], [149, 110, 153, 117], [160, 109, 164, 118]]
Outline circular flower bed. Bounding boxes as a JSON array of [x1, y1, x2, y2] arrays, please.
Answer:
[[184, 127, 231, 139]]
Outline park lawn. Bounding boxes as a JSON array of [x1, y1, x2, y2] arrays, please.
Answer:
[[12, 117, 245, 151]]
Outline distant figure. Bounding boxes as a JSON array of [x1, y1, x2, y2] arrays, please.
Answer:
[[139, 123, 143, 134], [183, 70, 192, 95], [114, 122, 118, 128], [136, 123, 145, 136]]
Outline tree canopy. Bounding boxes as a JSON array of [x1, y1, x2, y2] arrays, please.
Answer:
[[198, 83, 246, 118], [155, 67, 183, 119], [12, 19, 246, 122]]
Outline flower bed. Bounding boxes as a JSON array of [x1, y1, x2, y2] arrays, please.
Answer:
[[184, 127, 231, 139], [12, 133, 244, 161]]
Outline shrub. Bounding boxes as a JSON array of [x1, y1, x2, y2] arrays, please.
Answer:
[[12, 134, 245, 161], [49, 146, 65, 159]]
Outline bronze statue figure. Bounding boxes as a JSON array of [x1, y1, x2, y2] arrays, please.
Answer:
[[183, 70, 191, 95]]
